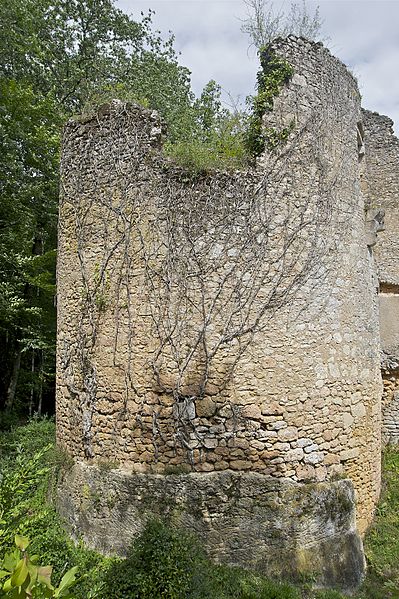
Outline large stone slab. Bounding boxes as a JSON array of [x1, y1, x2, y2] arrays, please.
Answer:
[[58, 462, 365, 591], [380, 294, 399, 357]]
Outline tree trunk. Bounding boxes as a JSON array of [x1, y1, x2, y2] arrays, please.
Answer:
[[37, 350, 43, 416], [29, 350, 35, 417], [5, 347, 22, 411]]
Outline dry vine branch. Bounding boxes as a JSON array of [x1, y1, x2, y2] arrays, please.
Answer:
[[59, 85, 355, 459]]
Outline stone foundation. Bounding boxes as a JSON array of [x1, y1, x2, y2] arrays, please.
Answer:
[[58, 461, 365, 591]]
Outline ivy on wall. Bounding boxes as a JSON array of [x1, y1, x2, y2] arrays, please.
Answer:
[[245, 47, 294, 156]]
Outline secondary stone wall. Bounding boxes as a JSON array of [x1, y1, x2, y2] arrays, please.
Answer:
[[363, 110, 399, 443], [363, 110, 399, 287], [381, 370, 399, 443], [57, 37, 382, 586]]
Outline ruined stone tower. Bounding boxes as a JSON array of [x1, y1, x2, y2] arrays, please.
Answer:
[[56, 37, 392, 589]]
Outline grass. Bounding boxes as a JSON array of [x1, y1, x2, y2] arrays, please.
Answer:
[[354, 447, 399, 598], [163, 120, 250, 175], [0, 418, 398, 598]]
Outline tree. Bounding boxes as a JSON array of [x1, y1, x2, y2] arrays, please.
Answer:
[[240, 0, 323, 50], [0, 79, 60, 413], [0, 0, 239, 416]]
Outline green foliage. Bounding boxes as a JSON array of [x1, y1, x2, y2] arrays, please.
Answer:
[[0, 419, 57, 552], [356, 446, 399, 598], [164, 133, 247, 175], [0, 445, 51, 551], [0, 535, 78, 599], [0, 420, 107, 598], [245, 48, 294, 156], [102, 519, 204, 599], [0, 77, 60, 412], [163, 81, 249, 173], [263, 124, 294, 150], [189, 564, 302, 599]]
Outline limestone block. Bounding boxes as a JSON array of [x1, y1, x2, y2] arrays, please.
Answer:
[[303, 452, 324, 465], [261, 401, 284, 415], [296, 437, 313, 448], [351, 403, 366, 419], [341, 448, 360, 461], [286, 448, 304, 462], [203, 438, 218, 449], [241, 405, 262, 420], [229, 460, 252, 470], [58, 463, 365, 590], [342, 412, 354, 428], [196, 398, 217, 418], [278, 426, 298, 441], [304, 443, 319, 453]]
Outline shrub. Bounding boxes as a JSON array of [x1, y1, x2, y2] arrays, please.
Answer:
[[244, 48, 294, 156], [0, 442, 52, 552], [102, 518, 206, 599]]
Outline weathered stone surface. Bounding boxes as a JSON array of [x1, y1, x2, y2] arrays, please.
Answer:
[[363, 110, 399, 445], [58, 462, 365, 591], [195, 397, 217, 418], [56, 36, 388, 587]]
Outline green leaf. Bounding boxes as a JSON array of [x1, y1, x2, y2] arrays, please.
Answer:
[[14, 535, 29, 551], [54, 566, 79, 597], [10, 558, 28, 587], [3, 552, 18, 572], [2, 577, 13, 592], [26, 562, 38, 593]]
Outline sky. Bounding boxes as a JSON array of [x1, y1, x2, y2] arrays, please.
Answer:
[[116, 0, 399, 134]]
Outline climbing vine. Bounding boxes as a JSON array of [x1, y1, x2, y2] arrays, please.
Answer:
[[59, 60, 355, 464]]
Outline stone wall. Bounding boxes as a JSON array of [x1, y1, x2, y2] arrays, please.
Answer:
[[59, 464, 365, 590], [57, 37, 382, 586], [363, 110, 399, 443], [381, 371, 399, 443], [363, 110, 399, 287]]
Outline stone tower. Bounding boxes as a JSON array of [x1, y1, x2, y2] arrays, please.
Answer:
[[56, 38, 384, 589]]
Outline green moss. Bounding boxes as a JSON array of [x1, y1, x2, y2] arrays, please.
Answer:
[[96, 458, 120, 472], [164, 463, 192, 475]]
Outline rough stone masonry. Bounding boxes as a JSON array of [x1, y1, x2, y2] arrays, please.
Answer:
[[56, 36, 399, 589]]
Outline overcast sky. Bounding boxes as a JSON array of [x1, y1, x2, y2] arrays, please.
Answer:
[[116, 0, 399, 134]]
